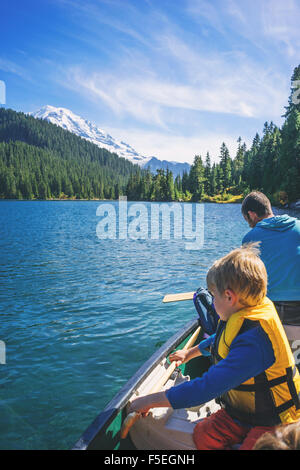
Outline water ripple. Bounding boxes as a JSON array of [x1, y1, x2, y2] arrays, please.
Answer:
[[0, 201, 297, 449]]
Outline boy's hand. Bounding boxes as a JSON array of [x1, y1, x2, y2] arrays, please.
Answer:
[[168, 349, 190, 367], [129, 396, 153, 417], [169, 345, 202, 366], [129, 392, 171, 417]]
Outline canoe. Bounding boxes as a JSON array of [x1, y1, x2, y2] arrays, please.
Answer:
[[72, 318, 220, 450]]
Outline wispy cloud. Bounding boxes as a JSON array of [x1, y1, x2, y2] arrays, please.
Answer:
[[186, 0, 300, 60], [23, 0, 299, 161], [54, 0, 293, 125], [58, 0, 153, 48], [105, 126, 247, 164], [0, 57, 31, 80], [59, 44, 287, 126], [261, 0, 300, 58]]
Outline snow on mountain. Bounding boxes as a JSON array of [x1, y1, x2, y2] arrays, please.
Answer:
[[30, 105, 151, 166], [30, 105, 190, 176]]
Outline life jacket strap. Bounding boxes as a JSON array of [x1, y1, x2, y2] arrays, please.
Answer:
[[233, 366, 298, 392], [286, 366, 300, 410], [220, 366, 300, 426]]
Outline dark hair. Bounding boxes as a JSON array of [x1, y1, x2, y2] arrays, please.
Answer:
[[241, 191, 272, 218]]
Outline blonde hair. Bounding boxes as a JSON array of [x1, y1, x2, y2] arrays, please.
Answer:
[[206, 242, 267, 307], [253, 421, 300, 450]]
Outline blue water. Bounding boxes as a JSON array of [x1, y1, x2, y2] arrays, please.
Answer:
[[0, 201, 297, 449]]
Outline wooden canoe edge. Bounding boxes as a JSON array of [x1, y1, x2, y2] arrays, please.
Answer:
[[71, 317, 199, 450]]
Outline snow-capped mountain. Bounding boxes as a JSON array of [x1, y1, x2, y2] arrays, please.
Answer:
[[30, 105, 151, 166], [30, 105, 190, 177]]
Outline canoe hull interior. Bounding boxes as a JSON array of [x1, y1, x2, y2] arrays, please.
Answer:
[[72, 319, 213, 450], [128, 371, 220, 450]]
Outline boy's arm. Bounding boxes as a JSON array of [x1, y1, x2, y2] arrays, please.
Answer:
[[129, 335, 215, 414], [166, 325, 275, 410], [198, 334, 216, 356], [129, 328, 274, 414]]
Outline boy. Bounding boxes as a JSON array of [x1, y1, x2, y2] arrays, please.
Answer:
[[129, 243, 300, 450]]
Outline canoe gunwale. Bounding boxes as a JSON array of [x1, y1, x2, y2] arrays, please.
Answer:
[[72, 317, 199, 450]]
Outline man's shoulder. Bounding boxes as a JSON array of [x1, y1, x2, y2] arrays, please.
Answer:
[[242, 227, 260, 244]]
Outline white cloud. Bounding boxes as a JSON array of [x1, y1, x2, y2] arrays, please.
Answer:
[[51, 0, 296, 163], [261, 0, 300, 58], [0, 57, 31, 80], [56, 1, 289, 124], [61, 45, 287, 126], [54, 0, 295, 128], [185, 0, 226, 35], [104, 127, 249, 164], [187, 0, 300, 60]]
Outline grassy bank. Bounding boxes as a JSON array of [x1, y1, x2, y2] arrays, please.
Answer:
[[201, 194, 244, 204]]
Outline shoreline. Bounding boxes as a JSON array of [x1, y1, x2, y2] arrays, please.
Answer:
[[0, 197, 299, 210], [0, 197, 243, 203]]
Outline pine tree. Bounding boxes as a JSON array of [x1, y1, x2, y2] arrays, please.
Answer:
[[188, 155, 205, 201], [0, 108, 142, 200], [204, 152, 212, 195], [182, 171, 189, 194], [279, 108, 300, 201], [219, 143, 232, 190], [233, 137, 245, 189], [283, 65, 300, 118], [166, 168, 175, 201], [210, 164, 217, 195], [216, 165, 224, 193]]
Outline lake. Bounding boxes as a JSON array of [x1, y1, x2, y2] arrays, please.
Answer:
[[0, 200, 298, 449]]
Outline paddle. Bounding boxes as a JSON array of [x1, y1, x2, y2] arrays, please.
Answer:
[[120, 325, 201, 439], [162, 291, 195, 303]]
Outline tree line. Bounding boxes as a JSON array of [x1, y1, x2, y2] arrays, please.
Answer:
[[0, 108, 140, 200], [125, 65, 300, 205], [0, 65, 299, 203]]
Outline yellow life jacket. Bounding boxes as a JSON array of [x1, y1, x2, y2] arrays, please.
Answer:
[[211, 297, 300, 426]]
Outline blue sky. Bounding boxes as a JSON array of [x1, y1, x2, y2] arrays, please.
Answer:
[[1, 0, 299, 163]]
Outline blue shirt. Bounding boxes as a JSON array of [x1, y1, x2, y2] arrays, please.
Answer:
[[242, 215, 300, 301], [165, 325, 275, 410]]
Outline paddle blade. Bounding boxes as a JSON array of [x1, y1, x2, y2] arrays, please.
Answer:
[[162, 292, 195, 303], [120, 411, 141, 439]]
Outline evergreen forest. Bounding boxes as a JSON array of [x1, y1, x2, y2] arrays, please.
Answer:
[[0, 65, 300, 205]]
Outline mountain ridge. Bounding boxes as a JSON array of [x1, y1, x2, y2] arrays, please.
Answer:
[[30, 105, 190, 177]]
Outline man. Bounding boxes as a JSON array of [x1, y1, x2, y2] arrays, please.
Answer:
[[242, 191, 300, 362]]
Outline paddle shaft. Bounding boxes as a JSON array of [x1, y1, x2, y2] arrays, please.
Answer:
[[120, 325, 201, 439], [150, 325, 201, 393]]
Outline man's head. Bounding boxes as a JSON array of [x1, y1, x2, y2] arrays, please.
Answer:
[[242, 191, 274, 228], [206, 242, 267, 319]]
